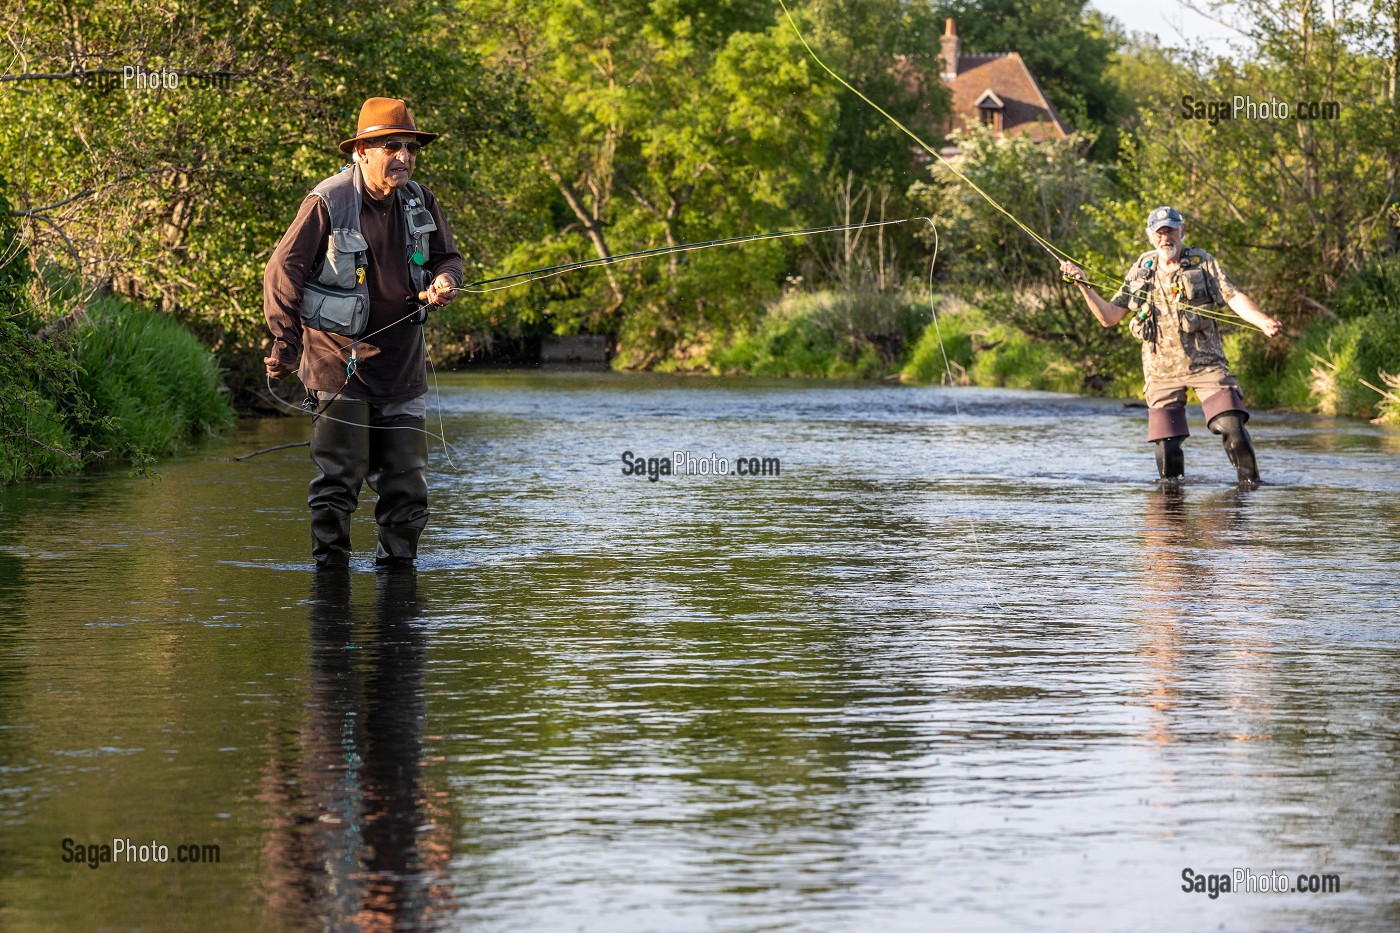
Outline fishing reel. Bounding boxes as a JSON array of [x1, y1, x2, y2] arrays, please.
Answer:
[[1134, 308, 1158, 346]]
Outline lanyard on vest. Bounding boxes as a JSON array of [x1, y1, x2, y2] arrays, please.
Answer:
[[400, 190, 436, 324]]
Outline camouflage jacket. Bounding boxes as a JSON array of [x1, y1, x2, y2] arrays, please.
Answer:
[[1109, 246, 1239, 381]]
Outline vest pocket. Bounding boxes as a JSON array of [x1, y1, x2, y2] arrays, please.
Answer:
[[1182, 268, 1212, 303], [301, 281, 369, 337], [1179, 308, 1213, 333], [1126, 273, 1153, 312], [1178, 268, 1216, 332], [322, 228, 369, 289]]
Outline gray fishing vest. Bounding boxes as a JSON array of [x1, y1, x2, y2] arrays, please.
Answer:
[[298, 164, 438, 338]]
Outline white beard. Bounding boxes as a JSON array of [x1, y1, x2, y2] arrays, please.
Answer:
[[1156, 241, 1182, 263]]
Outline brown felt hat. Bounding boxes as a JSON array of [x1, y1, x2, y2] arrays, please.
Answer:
[[339, 97, 438, 154]]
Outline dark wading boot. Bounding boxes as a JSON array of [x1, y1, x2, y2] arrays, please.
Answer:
[[308, 400, 371, 567], [1154, 435, 1185, 483], [1207, 412, 1260, 486], [367, 419, 429, 567]]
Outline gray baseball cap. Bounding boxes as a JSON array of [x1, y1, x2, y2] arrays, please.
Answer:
[[1146, 205, 1184, 232]]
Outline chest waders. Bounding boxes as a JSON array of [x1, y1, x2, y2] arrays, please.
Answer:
[[1206, 411, 1259, 485], [1149, 400, 1258, 486], [302, 166, 435, 567], [1128, 248, 1260, 487], [309, 399, 430, 568]]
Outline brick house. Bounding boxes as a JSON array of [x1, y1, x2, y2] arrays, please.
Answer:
[[936, 18, 1067, 157]]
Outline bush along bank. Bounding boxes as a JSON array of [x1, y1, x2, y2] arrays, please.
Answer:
[[1, 296, 234, 484], [1226, 255, 1400, 424], [900, 298, 1141, 397], [704, 287, 1141, 393], [708, 287, 931, 380]]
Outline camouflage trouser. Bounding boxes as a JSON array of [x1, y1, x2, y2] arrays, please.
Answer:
[[1143, 369, 1247, 441]]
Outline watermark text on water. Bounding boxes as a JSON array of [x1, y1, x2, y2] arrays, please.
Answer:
[[61, 836, 221, 869], [1181, 867, 1341, 898], [621, 450, 780, 482]]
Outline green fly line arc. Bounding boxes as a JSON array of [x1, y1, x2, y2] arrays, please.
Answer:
[[772, 0, 1255, 331]]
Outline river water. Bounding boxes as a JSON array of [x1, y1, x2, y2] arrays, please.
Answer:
[[1, 372, 1397, 932]]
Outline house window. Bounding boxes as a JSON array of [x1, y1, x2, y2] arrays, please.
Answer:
[[979, 107, 1002, 133]]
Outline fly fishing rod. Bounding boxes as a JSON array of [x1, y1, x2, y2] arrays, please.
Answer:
[[257, 216, 944, 452], [771, 0, 1268, 333], [414, 217, 930, 302]]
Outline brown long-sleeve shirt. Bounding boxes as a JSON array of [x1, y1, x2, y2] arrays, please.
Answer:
[[264, 178, 464, 402]]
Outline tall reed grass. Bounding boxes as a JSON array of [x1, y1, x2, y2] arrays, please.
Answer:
[[73, 297, 234, 466]]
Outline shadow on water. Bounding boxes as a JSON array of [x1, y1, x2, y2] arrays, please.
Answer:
[[258, 569, 455, 931]]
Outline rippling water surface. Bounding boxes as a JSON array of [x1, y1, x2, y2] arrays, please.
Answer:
[[1, 372, 1397, 931]]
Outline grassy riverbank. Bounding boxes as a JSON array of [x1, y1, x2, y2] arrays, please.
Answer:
[[699, 287, 1143, 395], [707, 288, 927, 380], [899, 299, 1139, 398], [1230, 257, 1400, 422], [1, 296, 234, 483]]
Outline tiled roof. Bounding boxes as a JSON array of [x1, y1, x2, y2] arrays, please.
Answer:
[[948, 52, 1067, 143]]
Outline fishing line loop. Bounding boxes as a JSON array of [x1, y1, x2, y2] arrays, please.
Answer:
[[278, 217, 943, 467]]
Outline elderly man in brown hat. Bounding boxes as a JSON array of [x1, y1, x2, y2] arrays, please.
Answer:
[[1060, 206, 1283, 486], [264, 97, 464, 568]]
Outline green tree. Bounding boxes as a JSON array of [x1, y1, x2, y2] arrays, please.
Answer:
[[0, 177, 29, 319], [3, 173, 71, 480], [0, 0, 528, 388], [797, 0, 950, 186], [456, 0, 857, 364], [1110, 0, 1400, 318], [909, 127, 1135, 389]]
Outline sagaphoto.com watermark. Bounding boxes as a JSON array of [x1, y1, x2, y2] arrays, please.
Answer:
[[83, 66, 247, 93], [61, 835, 221, 870], [1181, 94, 1341, 126], [621, 450, 781, 482], [1180, 866, 1341, 899]]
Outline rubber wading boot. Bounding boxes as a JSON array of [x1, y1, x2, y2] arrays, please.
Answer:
[[1208, 412, 1260, 486], [366, 419, 429, 566], [1154, 435, 1185, 482], [307, 399, 371, 567]]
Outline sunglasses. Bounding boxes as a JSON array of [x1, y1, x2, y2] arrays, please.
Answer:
[[372, 140, 424, 154]]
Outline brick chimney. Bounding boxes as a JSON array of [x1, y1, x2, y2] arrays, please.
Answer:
[[940, 19, 959, 82]]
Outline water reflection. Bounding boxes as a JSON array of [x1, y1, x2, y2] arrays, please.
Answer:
[[429, 556, 922, 926], [260, 569, 454, 930], [1137, 487, 1271, 746], [1, 376, 1397, 931]]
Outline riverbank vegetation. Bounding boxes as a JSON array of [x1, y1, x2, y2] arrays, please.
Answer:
[[71, 297, 234, 468], [1, 187, 231, 483], [710, 286, 929, 380], [0, 294, 233, 483], [3, 0, 1399, 480]]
